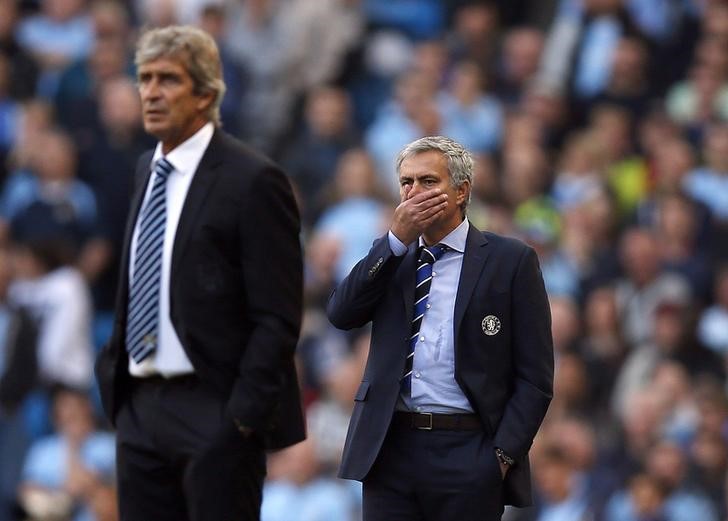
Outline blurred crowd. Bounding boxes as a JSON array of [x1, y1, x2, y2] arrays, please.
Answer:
[[0, 0, 727, 520]]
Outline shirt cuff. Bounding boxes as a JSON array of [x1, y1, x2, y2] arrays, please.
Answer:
[[388, 230, 408, 256]]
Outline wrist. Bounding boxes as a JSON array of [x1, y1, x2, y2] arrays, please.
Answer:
[[495, 447, 515, 467]]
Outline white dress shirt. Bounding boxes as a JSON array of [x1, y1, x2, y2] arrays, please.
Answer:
[[389, 219, 474, 413], [128, 122, 214, 377]]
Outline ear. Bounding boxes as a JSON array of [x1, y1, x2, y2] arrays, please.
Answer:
[[196, 91, 215, 113], [456, 180, 470, 207]]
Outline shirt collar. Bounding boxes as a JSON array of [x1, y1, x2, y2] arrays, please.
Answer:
[[418, 218, 469, 254], [151, 122, 215, 175]]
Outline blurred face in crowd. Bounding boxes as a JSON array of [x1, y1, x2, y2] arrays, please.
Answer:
[[333, 148, 378, 199], [553, 353, 588, 410], [454, 3, 497, 44], [137, 55, 213, 153], [449, 60, 484, 104], [305, 87, 350, 139], [691, 431, 728, 476], [714, 269, 728, 308], [638, 111, 680, 158], [395, 71, 437, 119], [704, 124, 728, 171], [620, 229, 659, 287], [91, 0, 129, 41], [704, 4, 728, 41], [100, 77, 142, 133], [585, 287, 619, 336], [646, 442, 686, 492], [695, 37, 728, 78], [90, 37, 128, 82], [53, 390, 95, 444], [546, 419, 596, 471], [584, 0, 623, 15], [0, 247, 12, 300], [533, 450, 574, 503], [610, 37, 647, 88], [35, 130, 77, 182], [657, 195, 697, 246], [502, 28, 543, 85], [471, 153, 499, 202], [0, 53, 9, 97], [502, 144, 548, 206], [590, 106, 632, 160], [550, 297, 580, 353], [558, 132, 604, 176], [0, 0, 18, 39], [653, 139, 694, 189], [44, 0, 85, 22], [630, 474, 666, 516], [412, 40, 448, 87]]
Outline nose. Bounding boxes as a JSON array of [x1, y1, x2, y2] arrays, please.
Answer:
[[140, 77, 160, 101], [408, 180, 425, 198]]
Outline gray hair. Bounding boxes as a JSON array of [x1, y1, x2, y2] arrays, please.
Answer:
[[135, 25, 226, 126], [396, 136, 473, 212]]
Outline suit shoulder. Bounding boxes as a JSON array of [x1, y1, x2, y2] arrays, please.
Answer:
[[481, 231, 533, 257], [216, 131, 281, 174]]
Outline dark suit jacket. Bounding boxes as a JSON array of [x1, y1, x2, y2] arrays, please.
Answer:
[[327, 222, 553, 506], [95, 129, 305, 450], [0, 306, 37, 414]]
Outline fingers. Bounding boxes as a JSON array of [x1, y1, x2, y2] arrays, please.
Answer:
[[407, 188, 443, 205], [401, 184, 412, 203]]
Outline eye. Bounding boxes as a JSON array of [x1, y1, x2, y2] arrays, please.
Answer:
[[160, 73, 182, 85]]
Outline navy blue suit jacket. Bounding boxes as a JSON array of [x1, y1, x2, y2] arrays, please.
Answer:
[[327, 222, 553, 506]]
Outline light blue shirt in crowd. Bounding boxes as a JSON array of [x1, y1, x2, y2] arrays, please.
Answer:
[[683, 167, 728, 220], [573, 17, 621, 98], [261, 479, 361, 521], [389, 218, 473, 414], [22, 432, 116, 521]]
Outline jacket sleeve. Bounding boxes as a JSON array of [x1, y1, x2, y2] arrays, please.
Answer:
[[226, 166, 303, 433], [327, 234, 406, 330], [494, 246, 554, 461]]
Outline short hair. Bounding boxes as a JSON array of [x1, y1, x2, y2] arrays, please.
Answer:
[[396, 136, 474, 212], [135, 25, 226, 126]]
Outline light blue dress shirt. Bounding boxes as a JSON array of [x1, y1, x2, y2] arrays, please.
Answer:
[[388, 219, 474, 414]]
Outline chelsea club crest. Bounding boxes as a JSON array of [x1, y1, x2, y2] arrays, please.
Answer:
[[481, 315, 501, 336]]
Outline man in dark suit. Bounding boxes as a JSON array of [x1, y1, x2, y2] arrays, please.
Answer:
[[94, 26, 304, 521], [328, 136, 553, 520]]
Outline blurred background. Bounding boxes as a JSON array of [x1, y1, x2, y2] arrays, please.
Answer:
[[0, 0, 727, 520]]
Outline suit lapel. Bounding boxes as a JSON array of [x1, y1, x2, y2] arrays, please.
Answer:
[[115, 150, 154, 323], [453, 223, 490, 337], [395, 243, 419, 327], [170, 130, 225, 278]]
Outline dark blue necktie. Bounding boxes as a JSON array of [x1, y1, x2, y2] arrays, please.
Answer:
[[126, 157, 173, 363], [402, 244, 448, 394]]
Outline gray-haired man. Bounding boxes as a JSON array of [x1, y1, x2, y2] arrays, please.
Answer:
[[328, 136, 553, 520], [95, 26, 304, 520]]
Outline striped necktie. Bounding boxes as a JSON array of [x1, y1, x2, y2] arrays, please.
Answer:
[[402, 244, 448, 394], [126, 157, 173, 363]]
